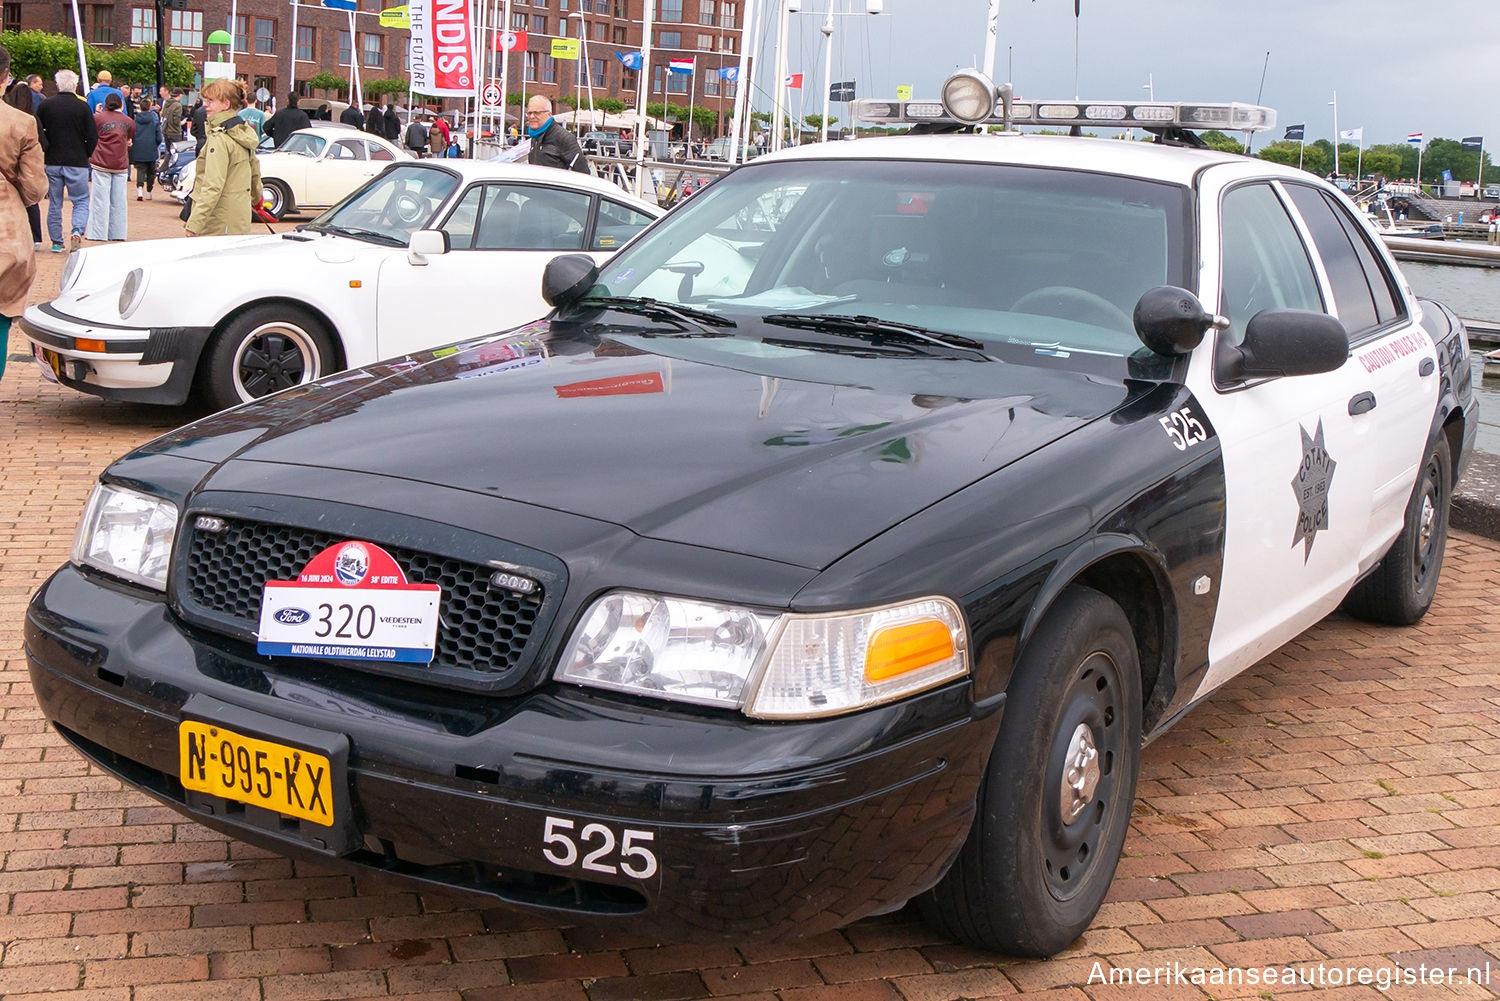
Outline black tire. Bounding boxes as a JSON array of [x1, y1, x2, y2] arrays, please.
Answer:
[[919, 587, 1141, 956], [261, 179, 292, 220], [1343, 433, 1452, 626], [203, 305, 336, 411]]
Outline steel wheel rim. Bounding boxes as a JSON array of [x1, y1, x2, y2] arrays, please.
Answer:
[[232, 321, 319, 401], [1411, 459, 1442, 585], [1042, 648, 1124, 901]]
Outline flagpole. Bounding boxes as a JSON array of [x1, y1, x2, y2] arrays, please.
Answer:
[[229, 0, 238, 63], [687, 68, 695, 153], [727, 0, 756, 164], [772, 0, 790, 151], [68, 0, 89, 85], [499, 0, 513, 137], [1298, 137, 1303, 172], [1328, 91, 1337, 179], [289, 0, 299, 98], [632, 0, 655, 196], [819, 0, 833, 143]]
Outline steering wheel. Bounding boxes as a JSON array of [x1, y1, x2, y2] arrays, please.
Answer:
[[1011, 286, 1133, 333], [380, 190, 429, 228]]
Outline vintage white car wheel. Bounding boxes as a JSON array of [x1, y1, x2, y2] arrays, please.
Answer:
[[204, 305, 336, 411], [261, 179, 292, 220], [919, 586, 1141, 956]]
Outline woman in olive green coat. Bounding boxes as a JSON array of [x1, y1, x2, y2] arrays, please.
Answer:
[[185, 78, 261, 237]]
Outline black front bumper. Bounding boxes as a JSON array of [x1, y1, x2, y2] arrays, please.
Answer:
[[26, 564, 1002, 942]]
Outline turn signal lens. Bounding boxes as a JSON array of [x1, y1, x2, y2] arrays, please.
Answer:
[[75, 338, 108, 353], [865, 618, 955, 682]]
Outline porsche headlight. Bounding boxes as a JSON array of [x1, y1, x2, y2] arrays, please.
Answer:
[[71, 483, 178, 590], [557, 592, 968, 718], [118, 268, 148, 318], [59, 249, 85, 293]]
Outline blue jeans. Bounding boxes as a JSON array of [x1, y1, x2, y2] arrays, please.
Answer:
[[86, 168, 128, 241], [45, 165, 90, 244]]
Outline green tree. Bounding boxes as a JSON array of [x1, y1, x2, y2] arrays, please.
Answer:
[[1300, 139, 1334, 178], [363, 77, 409, 98], [97, 45, 196, 89], [1361, 149, 1401, 179], [1255, 140, 1302, 168], [595, 96, 628, 114], [802, 114, 838, 133], [1200, 129, 1244, 155], [691, 105, 717, 134], [2, 30, 100, 83], [302, 71, 349, 95]]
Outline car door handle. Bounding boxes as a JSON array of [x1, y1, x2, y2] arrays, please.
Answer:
[[1348, 391, 1377, 416], [1419, 357, 1435, 376]]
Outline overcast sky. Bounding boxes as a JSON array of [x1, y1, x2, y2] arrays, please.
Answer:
[[742, 0, 1498, 150]]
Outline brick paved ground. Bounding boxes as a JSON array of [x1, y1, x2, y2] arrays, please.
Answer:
[[2, 198, 1499, 1000]]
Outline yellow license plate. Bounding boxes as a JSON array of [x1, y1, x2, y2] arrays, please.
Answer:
[[178, 721, 335, 827], [35, 344, 61, 380]]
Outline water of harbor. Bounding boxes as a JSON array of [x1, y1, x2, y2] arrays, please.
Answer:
[[1399, 260, 1500, 455]]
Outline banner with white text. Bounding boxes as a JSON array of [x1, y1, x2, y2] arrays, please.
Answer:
[[409, 0, 477, 97]]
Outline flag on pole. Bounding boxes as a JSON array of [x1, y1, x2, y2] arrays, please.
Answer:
[[551, 38, 580, 60], [896, 84, 912, 100], [1338, 127, 1362, 142], [1407, 132, 1423, 145], [1461, 136, 1484, 150], [783, 73, 803, 89], [378, 4, 410, 27], [668, 58, 695, 74], [718, 66, 739, 80], [1283, 123, 1304, 141], [494, 29, 526, 52], [616, 50, 643, 70], [407, 0, 476, 96]]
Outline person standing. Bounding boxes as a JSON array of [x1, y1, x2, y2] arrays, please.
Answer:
[[185, 78, 261, 237], [86, 92, 133, 241], [264, 93, 310, 148], [0, 43, 46, 384], [238, 91, 266, 141], [191, 100, 208, 153], [382, 100, 401, 143], [85, 70, 123, 113], [523, 96, 588, 173], [25, 74, 43, 112], [130, 97, 160, 200], [403, 113, 428, 156], [3, 77, 42, 248], [339, 101, 363, 128], [363, 102, 383, 135], [428, 111, 451, 156], [161, 88, 184, 144], [36, 68, 96, 253]]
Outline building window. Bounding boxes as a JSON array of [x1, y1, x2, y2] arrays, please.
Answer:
[[169, 9, 203, 48], [721, 34, 733, 52], [612, 25, 626, 42], [666, 70, 689, 93], [720, 1, 735, 27], [295, 24, 315, 60], [361, 32, 383, 67], [658, 30, 680, 46], [540, 54, 556, 82], [338, 29, 352, 65], [591, 22, 605, 39], [524, 51, 537, 82], [652, 65, 661, 93], [613, 0, 627, 16], [255, 18, 276, 55], [512, 11, 526, 28], [622, 68, 636, 90], [130, 6, 156, 44], [704, 74, 718, 96], [559, 0, 568, 11], [588, 57, 605, 83], [593, 0, 607, 12], [531, 14, 546, 32], [233, 14, 249, 52], [697, 32, 711, 48], [699, 0, 714, 23], [659, 0, 682, 20], [2, 3, 18, 33], [66, 4, 114, 45]]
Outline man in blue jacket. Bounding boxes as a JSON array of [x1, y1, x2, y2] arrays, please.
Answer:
[[85, 70, 124, 113]]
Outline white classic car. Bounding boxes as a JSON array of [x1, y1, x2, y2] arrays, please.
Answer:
[[259, 123, 415, 220], [22, 160, 662, 411]]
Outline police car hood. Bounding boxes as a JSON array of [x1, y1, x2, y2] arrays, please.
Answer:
[[176, 325, 1133, 569]]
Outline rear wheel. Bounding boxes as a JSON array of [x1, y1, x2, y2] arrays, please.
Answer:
[[1343, 433, 1452, 625], [920, 587, 1141, 956], [261, 179, 292, 220], [203, 305, 336, 411]]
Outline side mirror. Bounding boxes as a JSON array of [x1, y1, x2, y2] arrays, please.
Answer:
[[1133, 285, 1227, 356], [407, 228, 448, 266], [542, 254, 600, 308], [1216, 308, 1349, 383]]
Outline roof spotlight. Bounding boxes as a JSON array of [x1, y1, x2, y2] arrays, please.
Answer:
[[940, 70, 997, 126]]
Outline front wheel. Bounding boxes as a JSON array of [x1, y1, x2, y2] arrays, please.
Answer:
[[261, 179, 292, 220], [202, 305, 336, 411], [919, 587, 1141, 956], [1343, 433, 1452, 625]]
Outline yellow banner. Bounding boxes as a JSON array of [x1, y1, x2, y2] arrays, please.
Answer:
[[551, 38, 581, 60], [896, 84, 912, 101], [378, 4, 410, 28]]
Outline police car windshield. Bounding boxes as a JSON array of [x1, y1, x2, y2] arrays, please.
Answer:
[[589, 158, 1192, 357]]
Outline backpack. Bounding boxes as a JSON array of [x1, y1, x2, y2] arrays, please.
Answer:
[[405, 121, 428, 150]]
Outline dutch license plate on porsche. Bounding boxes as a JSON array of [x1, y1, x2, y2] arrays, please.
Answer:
[[33, 343, 61, 383], [178, 721, 335, 826]]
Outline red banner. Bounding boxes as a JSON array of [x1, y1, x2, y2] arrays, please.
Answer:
[[409, 0, 477, 97]]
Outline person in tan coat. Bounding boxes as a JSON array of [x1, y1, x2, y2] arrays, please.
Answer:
[[0, 42, 47, 383], [184, 78, 261, 237]]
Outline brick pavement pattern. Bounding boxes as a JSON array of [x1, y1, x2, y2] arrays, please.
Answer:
[[3, 198, 1499, 999]]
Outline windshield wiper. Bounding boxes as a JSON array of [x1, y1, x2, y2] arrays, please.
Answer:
[[581, 295, 737, 328], [761, 312, 985, 350], [310, 224, 407, 247]]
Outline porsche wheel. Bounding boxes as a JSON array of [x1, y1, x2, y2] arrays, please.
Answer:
[[204, 305, 336, 411], [261, 179, 292, 220], [919, 586, 1141, 956]]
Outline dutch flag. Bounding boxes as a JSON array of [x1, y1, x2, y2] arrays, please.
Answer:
[[668, 58, 695, 74], [1407, 132, 1423, 145]]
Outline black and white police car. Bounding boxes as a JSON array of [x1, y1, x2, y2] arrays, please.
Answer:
[[26, 71, 1477, 957]]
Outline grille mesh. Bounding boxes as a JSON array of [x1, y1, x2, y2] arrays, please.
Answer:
[[181, 518, 545, 677]]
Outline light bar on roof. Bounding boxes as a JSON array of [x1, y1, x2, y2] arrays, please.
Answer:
[[852, 97, 1277, 133]]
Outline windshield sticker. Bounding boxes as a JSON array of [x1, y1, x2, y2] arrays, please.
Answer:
[[612, 268, 636, 283], [1291, 420, 1337, 562]]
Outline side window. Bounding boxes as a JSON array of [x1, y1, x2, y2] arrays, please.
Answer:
[[473, 186, 524, 250], [593, 200, 655, 250], [1284, 185, 1403, 339], [330, 140, 366, 161], [510, 186, 591, 250], [1218, 183, 1324, 347], [367, 142, 395, 162], [441, 185, 484, 250]]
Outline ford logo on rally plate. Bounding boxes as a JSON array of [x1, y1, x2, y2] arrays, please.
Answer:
[[274, 607, 311, 625]]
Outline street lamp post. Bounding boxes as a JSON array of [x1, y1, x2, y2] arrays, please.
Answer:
[[1328, 91, 1338, 180]]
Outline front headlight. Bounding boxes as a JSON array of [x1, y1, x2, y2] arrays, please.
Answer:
[[118, 268, 148, 318], [70, 483, 178, 590], [556, 591, 968, 718], [59, 249, 85, 293]]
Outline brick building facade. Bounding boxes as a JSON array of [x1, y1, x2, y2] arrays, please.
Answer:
[[6, 0, 742, 136]]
